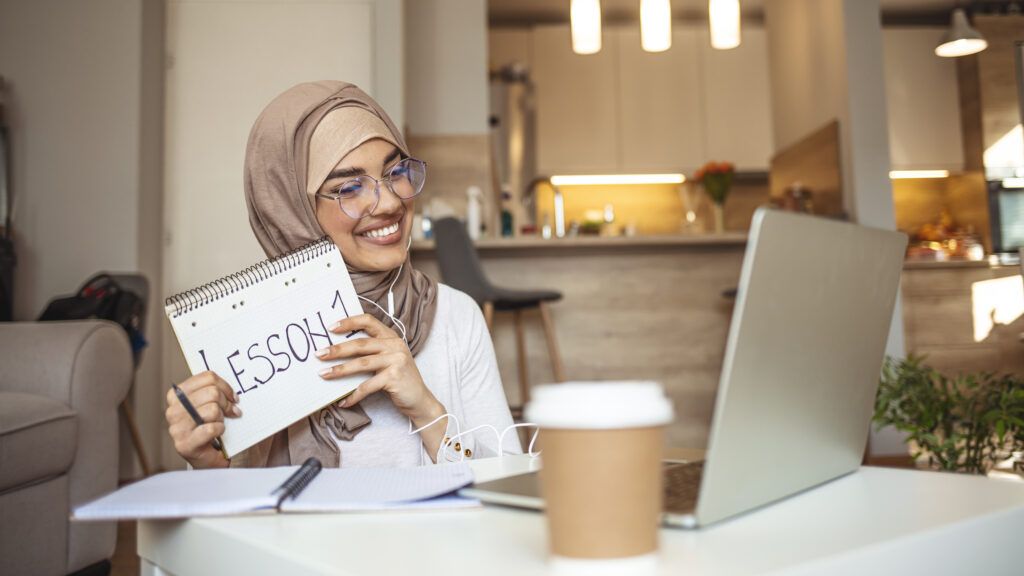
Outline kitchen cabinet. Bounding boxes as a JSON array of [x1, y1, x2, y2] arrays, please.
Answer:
[[615, 27, 705, 173], [883, 27, 965, 172], [530, 23, 774, 175], [699, 27, 775, 171], [532, 24, 619, 173]]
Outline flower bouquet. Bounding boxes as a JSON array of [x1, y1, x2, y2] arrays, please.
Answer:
[[693, 161, 735, 233]]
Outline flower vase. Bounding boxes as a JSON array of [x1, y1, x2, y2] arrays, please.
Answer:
[[712, 202, 725, 234]]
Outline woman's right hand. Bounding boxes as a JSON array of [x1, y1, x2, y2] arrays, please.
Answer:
[[165, 371, 242, 469]]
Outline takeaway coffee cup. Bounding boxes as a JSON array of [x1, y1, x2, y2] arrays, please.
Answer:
[[525, 382, 673, 568]]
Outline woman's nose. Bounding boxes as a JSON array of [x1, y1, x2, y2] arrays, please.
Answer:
[[374, 180, 404, 214]]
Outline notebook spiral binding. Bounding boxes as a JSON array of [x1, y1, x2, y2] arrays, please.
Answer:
[[165, 237, 335, 318], [274, 457, 322, 509]]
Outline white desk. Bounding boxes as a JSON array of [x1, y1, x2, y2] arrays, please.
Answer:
[[138, 456, 1024, 575]]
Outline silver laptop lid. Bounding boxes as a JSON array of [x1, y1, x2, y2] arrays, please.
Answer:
[[695, 209, 907, 526]]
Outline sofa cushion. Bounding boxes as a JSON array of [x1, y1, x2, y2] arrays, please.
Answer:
[[0, 392, 77, 492]]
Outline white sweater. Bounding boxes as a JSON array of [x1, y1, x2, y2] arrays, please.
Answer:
[[335, 284, 521, 467]]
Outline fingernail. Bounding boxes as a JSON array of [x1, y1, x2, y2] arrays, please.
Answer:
[[339, 398, 349, 407], [319, 367, 332, 378], [330, 321, 343, 331], [231, 405, 243, 417], [315, 347, 329, 358]]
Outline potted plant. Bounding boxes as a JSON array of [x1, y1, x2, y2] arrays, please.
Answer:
[[692, 161, 735, 233], [873, 355, 1024, 475]]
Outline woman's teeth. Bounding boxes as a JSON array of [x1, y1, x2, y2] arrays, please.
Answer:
[[361, 222, 400, 239]]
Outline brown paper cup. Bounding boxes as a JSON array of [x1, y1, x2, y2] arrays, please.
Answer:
[[525, 381, 674, 567], [540, 426, 665, 559]]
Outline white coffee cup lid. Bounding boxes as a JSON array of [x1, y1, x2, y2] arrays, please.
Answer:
[[525, 381, 674, 429]]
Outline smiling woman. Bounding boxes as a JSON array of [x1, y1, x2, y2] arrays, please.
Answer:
[[164, 81, 520, 470]]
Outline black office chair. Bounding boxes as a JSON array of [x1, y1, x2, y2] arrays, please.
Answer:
[[433, 218, 565, 417]]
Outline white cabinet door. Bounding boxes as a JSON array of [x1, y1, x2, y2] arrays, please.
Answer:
[[699, 26, 774, 170], [883, 28, 964, 172], [532, 24, 619, 174], [531, 23, 774, 174], [616, 27, 706, 173]]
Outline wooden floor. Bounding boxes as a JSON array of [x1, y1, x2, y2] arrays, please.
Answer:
[[111, 521, 138, 576]]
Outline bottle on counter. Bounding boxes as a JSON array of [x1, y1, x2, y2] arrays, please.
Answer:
[[602, 203, 616, 236], [421, 206, 434, 240], [466, 185, 483, 241], [500, 190, 514, 238]]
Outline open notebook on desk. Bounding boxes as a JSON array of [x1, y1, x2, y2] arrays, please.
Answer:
[[72, 460, 476, 521]]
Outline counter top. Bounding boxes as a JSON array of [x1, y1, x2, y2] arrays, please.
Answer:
[[903, 258, 1019, 270], [411, 232, 748, 252]]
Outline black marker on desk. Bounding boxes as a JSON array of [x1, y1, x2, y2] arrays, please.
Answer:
[[172, 382, 229, 460]]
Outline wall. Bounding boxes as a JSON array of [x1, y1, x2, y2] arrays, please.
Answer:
[[404, 0, 494, 227], [405, 0, 489, 135], [764, 0, 848, 155], [975, 15, 1024, 177], [0, 0, 165, 478], [0, 0, 144, 319], [765, 0, 906, 454]]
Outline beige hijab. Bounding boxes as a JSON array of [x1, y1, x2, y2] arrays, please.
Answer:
[[239, 81, 438, 468]]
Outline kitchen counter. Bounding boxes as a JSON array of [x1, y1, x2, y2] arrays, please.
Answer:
[[411, 232, 747, 253], [411, 233, 747, 449], [903, 259, 1002, 270], [410, 229, 1024, 448]]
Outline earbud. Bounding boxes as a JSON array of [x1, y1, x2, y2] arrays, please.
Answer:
[[408, 413, 541, 462], [386, 235, 413, 317], [358, 232, 414, 342]]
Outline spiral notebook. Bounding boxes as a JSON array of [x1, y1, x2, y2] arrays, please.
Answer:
[[165, 238, 367, 458], [72, 459, 478, 521]]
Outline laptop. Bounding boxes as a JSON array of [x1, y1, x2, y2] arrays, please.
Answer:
[[459, 208, 908, 528]]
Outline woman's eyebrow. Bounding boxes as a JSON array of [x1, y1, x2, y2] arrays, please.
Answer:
[[324, 150, 404, 182], [324, 167, 364, 181], [383, 149, 403, 166]]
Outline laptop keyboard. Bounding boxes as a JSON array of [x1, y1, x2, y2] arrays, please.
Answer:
[[663, 461, 704, 514]]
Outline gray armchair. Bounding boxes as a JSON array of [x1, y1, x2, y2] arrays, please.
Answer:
[[0, 321, 133, 575]]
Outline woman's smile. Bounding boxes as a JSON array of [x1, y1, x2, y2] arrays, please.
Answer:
[[356, 213, 405, 246]]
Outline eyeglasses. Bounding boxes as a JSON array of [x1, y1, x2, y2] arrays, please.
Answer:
[[315, 157, 427, 220]]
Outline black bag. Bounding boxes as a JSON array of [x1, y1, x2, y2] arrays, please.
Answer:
[[0, 237, 13, 322], [38, 274, 147, 358]]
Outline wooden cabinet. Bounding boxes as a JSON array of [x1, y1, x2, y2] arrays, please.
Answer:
[[902, 264, 1024, 377], [883, 28, 965, 172], [529, 23, 773, 175]]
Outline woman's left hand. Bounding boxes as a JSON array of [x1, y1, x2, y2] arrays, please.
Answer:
[[316, 314, 445, 430]]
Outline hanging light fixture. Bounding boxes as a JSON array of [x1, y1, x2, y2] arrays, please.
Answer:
[[709, 0, 740, 50], [641, 0, 672, 53], [571, 0, 602, 55], [935, 8, 987, 57]]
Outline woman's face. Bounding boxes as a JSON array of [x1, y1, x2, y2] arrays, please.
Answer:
[[315, 139, 414, 272]]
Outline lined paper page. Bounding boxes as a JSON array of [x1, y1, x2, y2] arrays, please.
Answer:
[[73, 464, 478, 520], [282, 462, 476, 512], [72, 468, 293, 520], [166, 242, 366, 457]]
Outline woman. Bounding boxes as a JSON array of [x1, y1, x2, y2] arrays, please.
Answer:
[[164, 81, 518, 469]]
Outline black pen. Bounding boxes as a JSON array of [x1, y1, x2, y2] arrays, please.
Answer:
[[172, 382, 229, 459]]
